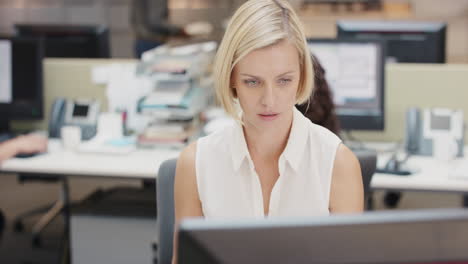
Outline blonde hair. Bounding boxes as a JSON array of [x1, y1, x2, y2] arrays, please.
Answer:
[[213, 0, 314, 120]]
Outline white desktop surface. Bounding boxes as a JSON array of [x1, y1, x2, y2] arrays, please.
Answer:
[[372, 155, 468, 193], [0, 139, 179, 179], [1, 140, 468, 193], [370, 144, 468, 193]]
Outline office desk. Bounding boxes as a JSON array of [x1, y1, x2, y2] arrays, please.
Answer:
[[0, 139, 179, 263], [1, 139, 467, 263], [0, 140, 180, 179], [371, 145, 468, 194], [2, 140, 467, 194]]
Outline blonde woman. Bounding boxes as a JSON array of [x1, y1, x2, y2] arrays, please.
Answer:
[[173, 0, 363, 261]]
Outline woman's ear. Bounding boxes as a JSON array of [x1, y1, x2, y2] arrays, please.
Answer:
[[230, 70, 238, 98], [231, 83, 238, 98]]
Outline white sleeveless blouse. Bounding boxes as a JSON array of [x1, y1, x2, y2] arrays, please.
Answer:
[[195, 108, 342, 219]]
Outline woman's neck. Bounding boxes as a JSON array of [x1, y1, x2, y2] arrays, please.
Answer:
[[242, 113, 293, 161]]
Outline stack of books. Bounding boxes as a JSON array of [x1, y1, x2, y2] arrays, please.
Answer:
[[137, 119, 199, 149]]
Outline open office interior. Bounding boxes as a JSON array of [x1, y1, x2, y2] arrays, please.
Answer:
[[1, 0, 468, 264]]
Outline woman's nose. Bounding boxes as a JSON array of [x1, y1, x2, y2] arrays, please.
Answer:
[[260, 84, 275, 107]]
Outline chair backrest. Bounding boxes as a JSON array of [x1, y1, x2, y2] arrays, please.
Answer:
[[353, 149, 377, 198], [156, 158, 177, 264], [154, 152, 377, 264], [0, 209, 5, 243]]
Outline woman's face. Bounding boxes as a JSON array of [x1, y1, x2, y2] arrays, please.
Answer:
[[232, 39, 301, 131]]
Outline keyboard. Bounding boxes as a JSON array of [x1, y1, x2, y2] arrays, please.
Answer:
[[15, 152, 42, 158]]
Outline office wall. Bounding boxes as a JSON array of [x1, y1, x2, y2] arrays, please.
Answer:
[[0, 0, 134, 57], [0, 0, 240, 58], [2, 1, 468, 61], [354, 63, 468, 142], [12, 59, 468, 143]]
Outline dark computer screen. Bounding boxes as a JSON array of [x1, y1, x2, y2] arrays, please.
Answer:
[[0, 37, 43, 133], [72, 104, 89, 117], [307, 38, 385, 130], [178, 209, 468, 264], [14, 24, 110, 58], [337, 20, 446, 63]]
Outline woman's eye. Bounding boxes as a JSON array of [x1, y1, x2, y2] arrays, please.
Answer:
[[278, 78, 292, 85], [244, 79, 259, 86]]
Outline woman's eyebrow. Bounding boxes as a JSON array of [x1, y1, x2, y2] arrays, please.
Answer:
[[240, 71, 296, 79], [240, 73, 261, 79], [277, 71, 296, 77]]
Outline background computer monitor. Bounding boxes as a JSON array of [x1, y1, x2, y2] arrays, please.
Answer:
[[14, 24, 110, 58], [0, 36, 44, 133], [307, 38, 385, 131], [337, 20, 446, 63], [178, 209, 468, 264]]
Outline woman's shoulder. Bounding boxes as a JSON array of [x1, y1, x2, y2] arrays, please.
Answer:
[[177, 141, 198, 170]]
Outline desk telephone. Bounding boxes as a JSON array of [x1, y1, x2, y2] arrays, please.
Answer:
[[378, 107, 464, 176], [49, 98, 100, 140]]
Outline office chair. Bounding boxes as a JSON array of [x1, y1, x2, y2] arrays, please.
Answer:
[[155, 158, 178, 264], [352, 149, 377, 210], [13, 174, 69, 247], [154, 153, 377, 264], [0, 209, 5, 242], [0, 134, 65, 246]]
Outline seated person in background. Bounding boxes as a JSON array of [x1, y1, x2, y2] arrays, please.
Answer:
[[173, 0, 363, 262], [0, 134, 47, 162], [296, 55, 341, 136], [130, 0, 188, 58]]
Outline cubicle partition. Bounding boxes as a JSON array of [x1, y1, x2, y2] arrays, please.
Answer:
[[354, 63, 468, 142]]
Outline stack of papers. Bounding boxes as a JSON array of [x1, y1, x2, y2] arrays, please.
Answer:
[[142, 81, 191, 106], [137, 121, 198, 149], [449, 161, 468, 180], [78, 137, 136, 155], [138, 84, 209, 119]]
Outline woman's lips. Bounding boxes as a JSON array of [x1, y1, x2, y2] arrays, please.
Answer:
[[258, 113, 279, 121]]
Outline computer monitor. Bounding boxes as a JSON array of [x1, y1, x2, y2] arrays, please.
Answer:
[[0, 36, 44, 133], [307, 38, 385, 131], [337, 20, 446, 63], [14, 24, 110, 58], [178, 209, 468, 264]]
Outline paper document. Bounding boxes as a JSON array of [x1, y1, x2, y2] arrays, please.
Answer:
[[78, 138, 136, 155], [103, 63, 153, 132], [145, 81, 191, 106], [449, 161, 468, 180], [91, 65, 111, 84], [77, 113, 135, 155]]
